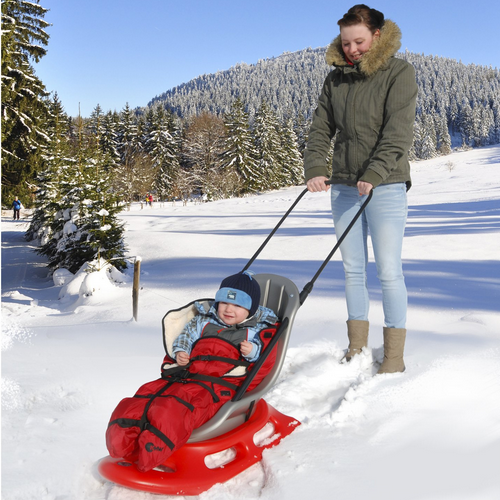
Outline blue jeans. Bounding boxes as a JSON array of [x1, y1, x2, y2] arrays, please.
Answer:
[[331, 183, 408, 328]]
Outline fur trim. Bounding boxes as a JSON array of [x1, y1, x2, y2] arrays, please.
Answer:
[[163, 301, 210, 359], [325, 19, 402, 76]]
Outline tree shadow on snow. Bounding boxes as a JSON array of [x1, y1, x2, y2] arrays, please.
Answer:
[[406, 199, 500, 237], [140, 255, 500, 314]]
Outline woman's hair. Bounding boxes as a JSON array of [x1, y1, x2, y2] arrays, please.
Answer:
[[337, 4, 385, 34]]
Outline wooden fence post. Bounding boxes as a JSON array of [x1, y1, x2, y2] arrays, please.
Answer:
[[133, 257, 141, 321]]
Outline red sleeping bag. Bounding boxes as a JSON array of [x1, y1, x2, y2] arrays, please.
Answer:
[[105, 324, 279, 472]]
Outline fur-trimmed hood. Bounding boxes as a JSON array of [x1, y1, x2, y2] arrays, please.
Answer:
[[325, 19, 402, 76]]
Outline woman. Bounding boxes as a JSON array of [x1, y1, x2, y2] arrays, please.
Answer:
[[304, 4, 418, 373]]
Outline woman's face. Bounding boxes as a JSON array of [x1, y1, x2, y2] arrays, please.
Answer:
[[340, 23, 379, 63]]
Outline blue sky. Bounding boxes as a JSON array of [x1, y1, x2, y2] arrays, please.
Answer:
[[34, 0, 500, 118]]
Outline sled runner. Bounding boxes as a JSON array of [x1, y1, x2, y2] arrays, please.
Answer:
[[98, 184, 372, 495]]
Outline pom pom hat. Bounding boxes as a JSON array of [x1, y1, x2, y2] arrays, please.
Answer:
[[215, 270, 261, 317]]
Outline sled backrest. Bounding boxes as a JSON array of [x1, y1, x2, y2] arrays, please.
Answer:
[[162, 299, 212, 361], [188, 273, 300, 442]]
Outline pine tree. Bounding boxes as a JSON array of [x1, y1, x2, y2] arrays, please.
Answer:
[[253, 101, 283, 191], [1, 0, 51, 205], [40, 112, 128, 273], [279, 118, 304, 186], [113, 103, 158, 203], [26, 93, 75, 247], [117, 102, 140, 163], [409, 117, 422, 161], [420, 113, 438, 159], [38, 115, 85, 271], [145, 106, 181, 200], [221, 98, 258, 194], [435, 113, 452, 155], [100, 111, 121, 171], [458, 100, 474, 147]]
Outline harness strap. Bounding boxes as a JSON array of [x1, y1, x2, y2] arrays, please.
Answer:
[[108, 417, 141, 429], [182, 379, 221, 402], [143, 423, 175, 451], [161, 365, 190, 378], [160, 394, 195, 412], [161, 372, 222, 403], [133, 393, 195, 412], [189, 354, 250, 367], [135, 381, 175, 430], [186, 373, 239, 391]]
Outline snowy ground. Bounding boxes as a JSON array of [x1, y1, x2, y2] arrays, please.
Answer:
[[2, 145, 500, 500]]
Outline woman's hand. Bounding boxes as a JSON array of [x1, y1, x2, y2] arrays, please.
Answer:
[[306, 176, 330, 192], [357, 181, 373, 196], [176, 351, 190, 366]]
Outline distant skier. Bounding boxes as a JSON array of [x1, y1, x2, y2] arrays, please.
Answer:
[[12, 196, 22, 220]]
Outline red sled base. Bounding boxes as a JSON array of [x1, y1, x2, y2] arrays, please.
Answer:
[[98, 399, 300, 496]]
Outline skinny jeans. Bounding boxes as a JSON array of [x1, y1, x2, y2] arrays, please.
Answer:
[[331, 183, 408, 328]]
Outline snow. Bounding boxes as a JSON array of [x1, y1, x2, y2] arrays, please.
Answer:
[[2, 145, 500, 500]]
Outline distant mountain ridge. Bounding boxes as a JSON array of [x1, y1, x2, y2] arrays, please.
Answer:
[[148, 47, 500, 118], [147, 47, 331, 121], [146, 46, 500, 153]]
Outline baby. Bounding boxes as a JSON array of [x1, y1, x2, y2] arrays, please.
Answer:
[[172, 270, 277, 365]]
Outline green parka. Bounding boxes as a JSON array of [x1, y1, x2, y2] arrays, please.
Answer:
[[304, 20, 418, 189]]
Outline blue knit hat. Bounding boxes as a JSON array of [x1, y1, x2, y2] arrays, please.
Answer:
[[215, 270, 261, 317]]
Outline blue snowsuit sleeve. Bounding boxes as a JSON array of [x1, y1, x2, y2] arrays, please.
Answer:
[[172, 315, 206, 355]]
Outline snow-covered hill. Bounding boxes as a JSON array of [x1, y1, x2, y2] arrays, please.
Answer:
[[2, 145, 500, 500]]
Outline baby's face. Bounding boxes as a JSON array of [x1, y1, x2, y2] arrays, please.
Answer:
[[217, 302, 249, 325]]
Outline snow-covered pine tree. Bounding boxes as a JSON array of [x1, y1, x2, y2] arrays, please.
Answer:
[[221, 98, 258, 194], [38, 116, 85, 271], [492, 98, 500, 144], [26, 93, 75, 249], [100, 111, 121, 171], [252, 101, 283, 191], [409, 117, 422, 161], [117, 102, 140, 163], [87, 105, 120, 172], [279, 118, 304, 187], [458, 99, 474, 148], [419, 113, 438, 159], [293, 112, 311, 157], [1, 0, 50, 205], [112, 103, 157, 203], [435, 113, 452, 155], [145, 105, 181, 201], [45, 113, 128, 273]]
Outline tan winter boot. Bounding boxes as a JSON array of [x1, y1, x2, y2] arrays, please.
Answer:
[[344, 320, 369, 361], [377, 327, 406, 374]]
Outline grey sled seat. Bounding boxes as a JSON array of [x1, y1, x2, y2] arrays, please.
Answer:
[[161, 273, 300, 443]]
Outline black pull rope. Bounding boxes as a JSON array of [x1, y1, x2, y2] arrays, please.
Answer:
[[231, 317, 289, 402], [234, 182, 372, 403], [242, 188, 309, 272], [242, 180, 373, 304]]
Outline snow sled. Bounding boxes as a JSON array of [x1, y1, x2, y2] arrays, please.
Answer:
[[98, 183, 372, 495], [98, 273, 301, 496]]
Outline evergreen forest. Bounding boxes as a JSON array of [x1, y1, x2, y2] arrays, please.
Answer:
[[2, 0, 499, 274]]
